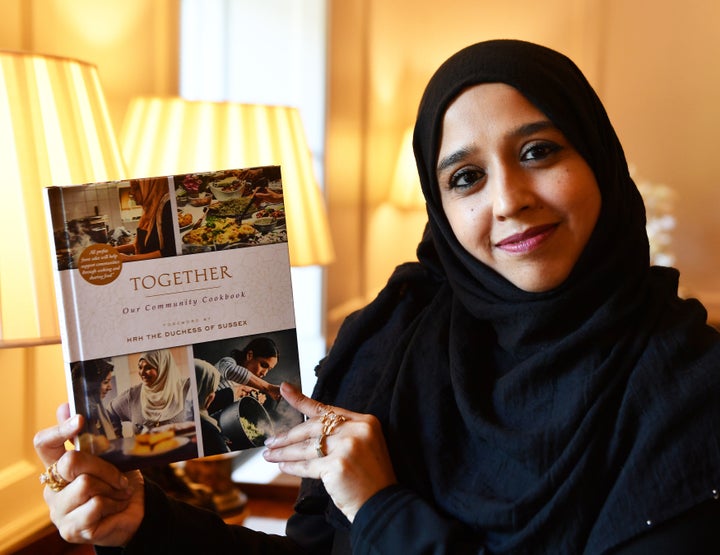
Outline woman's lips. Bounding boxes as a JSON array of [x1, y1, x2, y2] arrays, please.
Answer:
[[495, 223, 558, 253]]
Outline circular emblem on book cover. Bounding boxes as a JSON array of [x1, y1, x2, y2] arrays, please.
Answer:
[[77, 244, 122, 285]]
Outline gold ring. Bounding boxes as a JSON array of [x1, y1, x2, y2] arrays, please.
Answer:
[[39, 461, 70, 492], [315, 433, 326, 458], [321, 410, 346, 436], [314, 409, 347, 458]]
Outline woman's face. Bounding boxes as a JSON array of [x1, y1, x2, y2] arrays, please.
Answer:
[[137, 359, 159, 386], [244, 351, 278, 379], [129, 181, 145, 206], [436, 83, 601, 292], [100, 373, 113, 399]]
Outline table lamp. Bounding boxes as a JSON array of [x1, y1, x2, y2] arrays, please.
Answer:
[[387, 126, 425, 210], [0, 51, 127, 347], [120, 96, 334, 267]]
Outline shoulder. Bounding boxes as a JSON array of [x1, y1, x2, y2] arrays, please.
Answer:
[[338, 261, 442, 339], [215, 356, 235, 369], [313, 262, 443, 404], [113, 385, 140, 404], [124, 384, 143, 403]]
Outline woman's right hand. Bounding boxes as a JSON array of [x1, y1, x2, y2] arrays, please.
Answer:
[[33, 404, 145, 546]]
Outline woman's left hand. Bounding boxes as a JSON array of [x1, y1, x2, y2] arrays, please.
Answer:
[[263, 382, 397, 522]]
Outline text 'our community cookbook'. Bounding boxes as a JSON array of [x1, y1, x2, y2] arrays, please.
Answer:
[[44, 166, 303, 471]]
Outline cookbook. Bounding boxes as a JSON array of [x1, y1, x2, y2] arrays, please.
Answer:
[[44, 166, 303, 471]]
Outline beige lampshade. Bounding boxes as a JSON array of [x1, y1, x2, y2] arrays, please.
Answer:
[[120, 96, 334, 267], [388, 126, 425, 210], [0, 52, 126, 347]]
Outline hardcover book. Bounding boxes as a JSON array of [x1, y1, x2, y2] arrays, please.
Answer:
[[44, 166, 303, 471]]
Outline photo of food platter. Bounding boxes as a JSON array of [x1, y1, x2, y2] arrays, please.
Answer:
[[175, 167, 287, 254]]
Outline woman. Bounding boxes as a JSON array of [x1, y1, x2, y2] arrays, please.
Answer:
[[193, 358, 231, 456], [71, 358, 116, 442], [115, 177, 176, 261], [106, 350, 191, 437], [34, 40, 720, 553], [208, 336, 282, 415]]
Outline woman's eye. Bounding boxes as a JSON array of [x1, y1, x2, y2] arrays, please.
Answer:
[[521, 141, 562, 162], [448, 168, 485, 190]]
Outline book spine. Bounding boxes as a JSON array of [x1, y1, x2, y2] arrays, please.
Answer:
[[43, 187, 82, 421]]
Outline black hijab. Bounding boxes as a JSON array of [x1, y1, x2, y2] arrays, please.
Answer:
[[302, 39, 720, 554]]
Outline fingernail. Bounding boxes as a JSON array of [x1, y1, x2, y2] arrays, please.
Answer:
[[264, 437, 275, 447], [119, 475, 129, 489]]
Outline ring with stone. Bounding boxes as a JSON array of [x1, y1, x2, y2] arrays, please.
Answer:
[[39, 461, 70, 492]]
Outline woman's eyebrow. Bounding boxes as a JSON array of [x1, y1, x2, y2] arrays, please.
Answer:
[[510, 120, 555, 138], [436, 120, 556, 173], [437, 146, 474, 173]]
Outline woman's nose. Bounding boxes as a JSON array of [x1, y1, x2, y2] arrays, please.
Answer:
[[491, 167, 536, 220]]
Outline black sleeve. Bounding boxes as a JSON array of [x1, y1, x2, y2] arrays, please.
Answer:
[[96, 480, 331, 555], [609, 498, 720, 554], [350, 485, 487, 555]]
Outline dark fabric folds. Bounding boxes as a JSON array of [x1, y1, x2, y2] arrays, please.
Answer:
[[297, 39, 720, 554]]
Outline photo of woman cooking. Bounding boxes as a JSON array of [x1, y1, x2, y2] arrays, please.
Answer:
[[192, 330, 303, 452]]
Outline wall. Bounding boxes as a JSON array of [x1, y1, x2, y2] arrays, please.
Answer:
[[0, 1, 179, 551], [599, 0, 720, 312], [325, 0, 720, 341], [0, 0, 179, 131]]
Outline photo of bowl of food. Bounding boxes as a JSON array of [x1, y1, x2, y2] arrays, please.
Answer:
[[177, 210, 193, 231], [188, 192, 212, 207], [252, 216, 276, 234], [209, 177, 250, 201], [253, 205, 285, 227]]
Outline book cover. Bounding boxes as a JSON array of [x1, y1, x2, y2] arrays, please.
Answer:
[[44, 166, 303, 471]]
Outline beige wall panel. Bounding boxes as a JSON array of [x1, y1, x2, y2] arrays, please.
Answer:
[[326, 0, 370, 339], [0, 0, 28, 50], [29, 0, 179, 132], [0, 345, 66, 553], [599, 0, 720, 310]]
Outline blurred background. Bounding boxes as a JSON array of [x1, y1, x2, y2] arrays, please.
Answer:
[[1, 0, 719, 551]]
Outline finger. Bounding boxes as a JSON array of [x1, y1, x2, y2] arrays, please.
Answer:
[[264, 433, 323, 463], [279, 382, 339, 418], [46, 470, 132, 521], [275, 459, 319, 481], [34, 412, 83, 467], [49, 470, 142, 545], [56, 450, 130, 492], [264, 412, 321, 448], [56, 403, 71, 424], [58, 495, 132, 544]]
